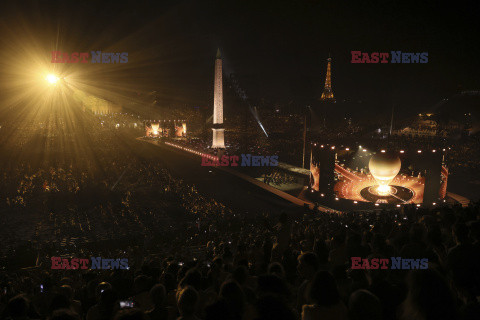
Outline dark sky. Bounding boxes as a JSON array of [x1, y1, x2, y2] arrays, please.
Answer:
[[1, 0, 479, 117]]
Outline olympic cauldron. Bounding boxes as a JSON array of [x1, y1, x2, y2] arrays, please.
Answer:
[[368, 152, 401, 195]]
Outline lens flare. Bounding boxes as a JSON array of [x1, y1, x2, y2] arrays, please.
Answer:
[[45, 74, 59, 84]]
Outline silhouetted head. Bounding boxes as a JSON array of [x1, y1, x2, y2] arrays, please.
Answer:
[[297, 252, 319, 279], [268, 262, 285, 279], [149, 284, 166, 306], [114, 308, 146, 320], [7, 295, 29, 319], [50, 309, 80, 320], [307, 271, 340, 307], [257, 274, 290, 299], [133, 275, 151, 294], [177, 286, 198, 317], [220, 280, 245, 315], [255, 295, 295, 320], [453, 222, 469, 244], [348, 289, 382, 320], [402, 269, 457, 320]]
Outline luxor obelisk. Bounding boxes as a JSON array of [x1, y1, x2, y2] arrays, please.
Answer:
[[212, 48, 225, 149]]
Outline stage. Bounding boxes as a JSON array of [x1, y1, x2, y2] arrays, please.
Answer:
[[334, 164, 424, 204]]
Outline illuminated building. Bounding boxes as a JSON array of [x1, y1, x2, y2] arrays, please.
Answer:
[[320, 57, 336, 102], [212, 48, 225, 149]]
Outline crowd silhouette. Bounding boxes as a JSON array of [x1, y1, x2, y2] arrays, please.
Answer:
[[0, 112, 479, 320]]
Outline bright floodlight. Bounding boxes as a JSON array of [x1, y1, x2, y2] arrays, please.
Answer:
[[151, 123, 160, 136], [46, 74, 59, 84], [376, 185, 392, 195]]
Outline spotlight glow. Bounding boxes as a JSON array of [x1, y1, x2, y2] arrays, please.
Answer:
[[376, 185, 392, 195], [45, 74, 59, 84]]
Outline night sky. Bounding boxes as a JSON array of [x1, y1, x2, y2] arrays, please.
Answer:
[[1, 0, 479, 118]]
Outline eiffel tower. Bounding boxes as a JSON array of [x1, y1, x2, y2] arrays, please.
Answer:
[[320, 57, 336, 102]]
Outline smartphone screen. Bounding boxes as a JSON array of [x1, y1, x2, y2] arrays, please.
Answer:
[[119, 301, 135, 308]]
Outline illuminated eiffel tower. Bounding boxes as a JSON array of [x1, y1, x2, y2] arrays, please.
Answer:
[[320, 57, 336, 102]]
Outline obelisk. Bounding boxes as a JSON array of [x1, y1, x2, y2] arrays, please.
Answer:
[[212, 48, 225, 149]]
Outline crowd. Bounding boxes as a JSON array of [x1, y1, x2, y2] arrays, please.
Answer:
[[446, 135, 480, 181], [262, 170, 297, 186], [0, 111, 229, 257], [1, 199, 480, 320], [0, 110, 479, 320]]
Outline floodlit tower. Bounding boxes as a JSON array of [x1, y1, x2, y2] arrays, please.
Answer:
[[320, 57, 336, 102], [212, 48, 225, 149]]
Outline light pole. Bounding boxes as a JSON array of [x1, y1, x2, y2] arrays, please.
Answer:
[[302, 106, 310, 169]]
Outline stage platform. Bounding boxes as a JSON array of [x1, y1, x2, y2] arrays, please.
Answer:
[[137, 137, 340, 213]]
